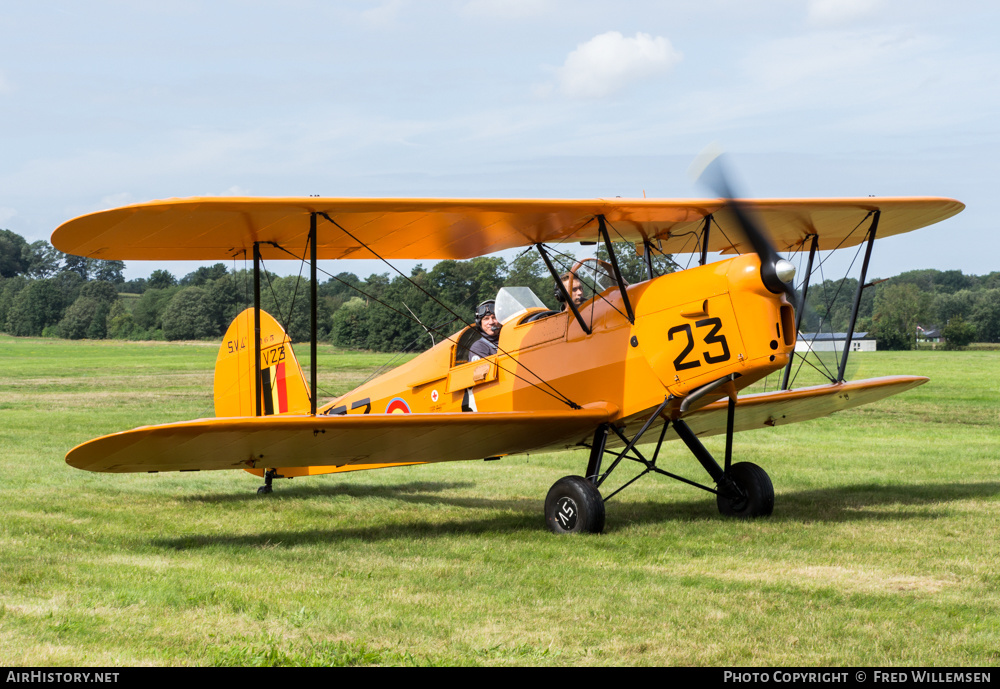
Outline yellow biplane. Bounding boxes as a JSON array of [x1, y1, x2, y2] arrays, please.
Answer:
[[51, 159, 964, 533]]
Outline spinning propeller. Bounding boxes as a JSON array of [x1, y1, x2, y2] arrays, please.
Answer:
[[690, 147, 797, 302]]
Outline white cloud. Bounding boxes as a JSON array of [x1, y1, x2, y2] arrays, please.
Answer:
[[807, 0, 885, 27], [0, 206, 17, 225], [552, 31, 681, 99]]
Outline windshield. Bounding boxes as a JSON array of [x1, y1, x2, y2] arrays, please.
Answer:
[[495, 287, 548, 323], [571, 258, 623, 302]]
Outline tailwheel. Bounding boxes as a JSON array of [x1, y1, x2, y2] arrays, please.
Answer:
[[545, 476, 605, 534], [716, 462, 774, 518]]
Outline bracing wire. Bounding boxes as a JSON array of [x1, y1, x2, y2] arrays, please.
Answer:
[[315, 213, 582, 408], [265, 240, 582, 410]]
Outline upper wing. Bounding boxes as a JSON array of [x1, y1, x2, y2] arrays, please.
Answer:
[[65, 408, 613, 473], [51, 196, 963, 261]]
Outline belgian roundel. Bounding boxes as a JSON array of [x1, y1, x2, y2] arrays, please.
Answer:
[[385, 397, 411, 414]]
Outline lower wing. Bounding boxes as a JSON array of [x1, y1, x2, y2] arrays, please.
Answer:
[[65, 376, 924, 474], [678, 375, 927, 437], [66, 408, 613, 473]]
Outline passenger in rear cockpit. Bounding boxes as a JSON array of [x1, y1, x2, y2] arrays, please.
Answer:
[[557, 271, 585, 311]]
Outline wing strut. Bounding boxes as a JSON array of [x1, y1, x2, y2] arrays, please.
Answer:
[[642, 240, 655, 280], [781, 233, 819, 390], [837, 210, 879, 382], [536, 243, 591, 335], [699, 215, 712, 266], [253, 242, 262, 418], [597, 215, 635, 323], [310, 212, 318, 415]]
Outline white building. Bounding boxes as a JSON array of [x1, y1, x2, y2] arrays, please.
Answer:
[[795, 332, 877, 353]]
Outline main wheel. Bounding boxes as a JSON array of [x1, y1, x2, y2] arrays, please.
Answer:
[[545, 476, 605, 534], [716, 462, 774, 518]]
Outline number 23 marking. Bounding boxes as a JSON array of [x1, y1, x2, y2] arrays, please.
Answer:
[[668, 317, 731, 371]]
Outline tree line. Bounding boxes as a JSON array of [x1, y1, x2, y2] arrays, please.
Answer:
[[798, 269, 1000, 350], [2, 227, 998, 351]]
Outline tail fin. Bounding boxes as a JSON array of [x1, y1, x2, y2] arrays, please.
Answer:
[[214, 308, 311, 417]]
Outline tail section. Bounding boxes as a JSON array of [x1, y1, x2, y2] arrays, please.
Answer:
[[214, 308, 311, 417]]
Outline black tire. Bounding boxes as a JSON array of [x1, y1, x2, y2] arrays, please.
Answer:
[[716, 462, 774, 518], [545, 476, 605, 534]]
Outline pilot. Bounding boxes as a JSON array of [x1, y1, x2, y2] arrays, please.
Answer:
[[557, 271, 585, 311], [469, 300, 501, 360]]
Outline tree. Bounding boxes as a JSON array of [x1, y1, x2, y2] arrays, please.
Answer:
[[801, 277, 876, 334], [80, 280, 119, 304], [92, 260, 126, 284], [0, 230, 29, 278], [971, 289, 1000, 343], [121, 277, 147, 294], [259, 276, 331, 343], [51, 270, 86, 310], [205, 272, 244, 335], [147, 269, 177, 290], [59, 297, 101, 339], [87, 302, 111, 339], [181, 263, 227, 286], [932, 290, 976, 328], [0, 276, 28, 331], [62, 255, 94, 280], [161, 287, 218, 340], [21, 241, 63, 279], [106, 301, 137, 339], [330, 297, 369, 349], [869, 283, 927, 350], [132, 287, 180, 331], [57, 281, 121, 339], [5, 279, 70, 336], [942, 315, 976, 349]]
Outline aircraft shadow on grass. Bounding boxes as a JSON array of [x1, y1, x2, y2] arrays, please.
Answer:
[[152, 480, 1000, 549]]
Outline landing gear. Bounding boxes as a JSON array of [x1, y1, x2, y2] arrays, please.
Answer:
[[256, 468, 277, 495], [716, 462, 774, 518], [566, 391, 777, 530], [545, 476, 605, 534]]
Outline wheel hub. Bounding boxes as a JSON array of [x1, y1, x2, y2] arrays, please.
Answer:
[[554, 496, 578, 530]]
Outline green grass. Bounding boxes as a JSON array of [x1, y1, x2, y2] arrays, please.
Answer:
[[0, 335, 997, 666]]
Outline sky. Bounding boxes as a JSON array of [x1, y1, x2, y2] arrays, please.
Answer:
[[1, 0, 998, 283]]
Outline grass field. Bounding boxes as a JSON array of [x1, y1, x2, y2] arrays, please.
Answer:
[[1, 335, 997, 666]]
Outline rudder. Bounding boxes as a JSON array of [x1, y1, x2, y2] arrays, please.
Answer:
[[214, 308, 311, 418]]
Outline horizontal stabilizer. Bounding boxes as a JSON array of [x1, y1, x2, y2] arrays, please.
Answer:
[[65, 408, 613, 474]]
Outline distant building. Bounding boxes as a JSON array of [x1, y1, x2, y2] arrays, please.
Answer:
[[916, 325, 941, 344], [795, 332, 876, 353]]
